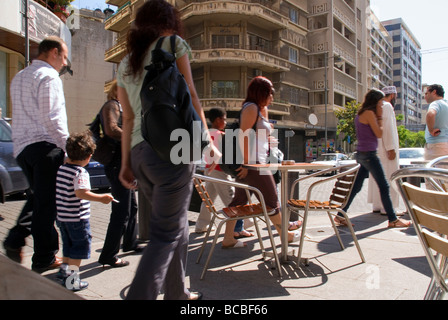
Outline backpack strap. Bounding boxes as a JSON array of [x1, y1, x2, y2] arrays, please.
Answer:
[[170, 35, 176, 57], [155, 36, 165, 50]]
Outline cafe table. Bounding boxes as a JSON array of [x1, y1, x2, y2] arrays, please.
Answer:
[[244, 162, 333, 263]]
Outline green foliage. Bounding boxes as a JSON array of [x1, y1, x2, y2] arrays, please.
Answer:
[[397, 125, 426, 147], [335, 100, 360, 145]]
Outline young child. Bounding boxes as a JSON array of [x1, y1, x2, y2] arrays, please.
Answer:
[[56, 131, 114, 291]]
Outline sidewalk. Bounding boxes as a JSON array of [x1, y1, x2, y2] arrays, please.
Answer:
[[0, 175, 432, 300]]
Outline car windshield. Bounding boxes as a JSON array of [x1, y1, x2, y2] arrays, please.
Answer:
[[399, 149, 424, 159], [316, 154, 337, 161]]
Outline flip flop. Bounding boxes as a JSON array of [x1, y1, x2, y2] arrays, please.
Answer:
[[288, 220, 302, 231], [222, 240, 247, 249], [234, 230, 254, 239]]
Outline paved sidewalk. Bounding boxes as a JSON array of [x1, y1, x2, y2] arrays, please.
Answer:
[[0, 175, 432, 300]]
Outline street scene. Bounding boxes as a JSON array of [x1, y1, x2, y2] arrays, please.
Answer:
[[0, 0, 447, 302]]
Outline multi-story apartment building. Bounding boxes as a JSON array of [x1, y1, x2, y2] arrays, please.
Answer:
[[382, 18, 423, 131], [368, 10, 393, 90], [103, 0, 392, 160]]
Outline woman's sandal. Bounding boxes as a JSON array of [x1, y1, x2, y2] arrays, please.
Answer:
[[234, 230, 254, 239], [288, 220, 302, 231], [388, 219, 411, 228]]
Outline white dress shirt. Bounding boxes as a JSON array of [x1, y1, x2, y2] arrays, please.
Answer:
[[10, 59, 69, 157]]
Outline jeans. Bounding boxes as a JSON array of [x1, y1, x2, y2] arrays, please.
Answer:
[[342, 151, 398, 222]]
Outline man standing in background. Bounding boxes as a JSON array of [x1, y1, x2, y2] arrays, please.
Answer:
[[424, 84, 448, 161], [3, 36, 69, 273], [368, 86, 402, 216]]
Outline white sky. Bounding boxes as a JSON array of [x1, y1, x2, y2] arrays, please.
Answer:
[[370, 0, 448, 92], [71, 0, 448, 93]]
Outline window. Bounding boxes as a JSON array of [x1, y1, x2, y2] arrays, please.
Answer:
[[211, 35, 239, 49], [289, 8, 298, 24], [289, 47, 298, 64], [211, 81, 239, 98]]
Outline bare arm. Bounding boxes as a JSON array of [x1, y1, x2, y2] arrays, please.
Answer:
[[75, 189, 113, 204], [426, 109, 441, 136], [117, 86, 137, 189]]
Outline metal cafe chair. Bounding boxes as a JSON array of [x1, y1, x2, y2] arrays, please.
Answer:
[[426, 155, 448, 192], [192, 174, 282, 280], [287, 163, 365, 266], [392, 167, 448, 300]]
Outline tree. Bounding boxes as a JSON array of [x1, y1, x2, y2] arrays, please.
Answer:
[[335, 100, 360, 146]]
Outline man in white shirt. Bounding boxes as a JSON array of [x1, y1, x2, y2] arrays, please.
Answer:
[[368, 86, 402, 215], [3, 36, 69, 272]]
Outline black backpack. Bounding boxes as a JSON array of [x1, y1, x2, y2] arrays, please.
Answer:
[[140, 35, 209, 164]]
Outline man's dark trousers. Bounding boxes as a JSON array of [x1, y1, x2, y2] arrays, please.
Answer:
[[16, 141, 65, 269]]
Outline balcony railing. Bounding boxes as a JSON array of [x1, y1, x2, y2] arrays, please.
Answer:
[[191, 47, 290, 72], [104, 1, 131, 32], [180, 1, 288, 30]]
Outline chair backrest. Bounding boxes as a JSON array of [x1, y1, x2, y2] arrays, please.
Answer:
[[193, 176, 219, 218], [328, 164, 360, 207], [392, 167, 448, 294]]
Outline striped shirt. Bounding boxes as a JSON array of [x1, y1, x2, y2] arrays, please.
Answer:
[[10, 59, 69, 157], [56, 164, 91, 222]]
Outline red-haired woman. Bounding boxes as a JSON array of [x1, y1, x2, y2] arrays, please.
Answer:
[[222, 76, 301, 248]]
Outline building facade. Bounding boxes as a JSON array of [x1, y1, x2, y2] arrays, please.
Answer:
[[104, 0, 421, 160], [382, 18, 423, 131]]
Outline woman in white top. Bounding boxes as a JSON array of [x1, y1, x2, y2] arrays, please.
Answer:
[[224, 77, 301, 247]]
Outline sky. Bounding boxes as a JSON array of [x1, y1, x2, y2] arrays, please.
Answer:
[[370, 0, 448, 92], [71, 0, 448, 92]]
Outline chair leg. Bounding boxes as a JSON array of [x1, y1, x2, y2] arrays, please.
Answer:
[[196, 215, 216, 264], [337, 210, 366, 263], [328, 211, 345, 251], [253, 217, 266, 254], [296, 209, 309, 266], [264, 218, 282, 277], [200, 219, 226, 280]]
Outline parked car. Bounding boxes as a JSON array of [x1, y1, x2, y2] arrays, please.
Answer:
[[0, 119, 29, 203], [398, 148, 425, 168], [85, 160, 111, 190], [306, 153, 354, 175]]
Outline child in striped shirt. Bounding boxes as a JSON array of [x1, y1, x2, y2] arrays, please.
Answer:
[[56, 131, 114, 291]]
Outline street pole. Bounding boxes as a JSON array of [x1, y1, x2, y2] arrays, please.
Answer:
[[24, 0, 30, 67], [324, 51, 328, 154]]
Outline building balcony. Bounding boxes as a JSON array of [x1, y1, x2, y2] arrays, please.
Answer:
[[104, 2, 131, 32], [104, 38, 127, 63], [106, 0, 128, 7], [191, 48, 290, 73], [180, 1, 288, 31]]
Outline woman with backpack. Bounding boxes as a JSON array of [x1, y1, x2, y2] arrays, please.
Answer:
[[116, 0, 217, 300]]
